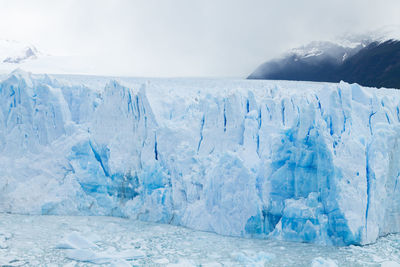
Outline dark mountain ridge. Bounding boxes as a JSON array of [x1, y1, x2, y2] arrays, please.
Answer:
[[248, 40, 400, 89]]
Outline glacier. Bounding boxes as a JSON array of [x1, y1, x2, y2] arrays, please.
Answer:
[[1, 69, 400, 246]]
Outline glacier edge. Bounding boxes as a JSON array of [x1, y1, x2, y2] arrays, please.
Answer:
[[1, 69, 400, 245]]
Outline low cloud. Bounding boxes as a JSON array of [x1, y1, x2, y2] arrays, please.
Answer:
[[0, 0, 399, 77]]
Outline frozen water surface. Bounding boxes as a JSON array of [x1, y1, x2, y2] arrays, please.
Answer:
[[0, 213, 399, 266]]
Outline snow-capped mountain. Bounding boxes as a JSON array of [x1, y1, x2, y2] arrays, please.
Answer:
[[0, 39, 39, 64], [248, 29, 400, 89], [0, 39, 98, 76], [1, 69, 400, 246], [289, 40, 369, 64]]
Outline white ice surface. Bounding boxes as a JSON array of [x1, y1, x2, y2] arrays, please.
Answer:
[[0, 214, 399, 266], [311, 257, 338, 267], [56, 232, 98, 249]]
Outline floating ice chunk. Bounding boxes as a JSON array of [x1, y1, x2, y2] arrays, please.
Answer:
[[110, 259, 131, 267], [56, 232, 97, 249], [0, 257, 27, 266], [65, 249, 100, 263], [234, 251, 274, 266], [0, 236, 8, 249], [201, 263, 222, 267], [311, 257, 338, 267], [64, 247, 145, 264], [154, 258, 170, 264], [112, 248, 146, 260], [381, 261, 400, 267], [167, 259, 196, 267]]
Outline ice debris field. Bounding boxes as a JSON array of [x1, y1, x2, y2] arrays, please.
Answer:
[[1, 213, 400, 266], [1, 69, 400, 248]]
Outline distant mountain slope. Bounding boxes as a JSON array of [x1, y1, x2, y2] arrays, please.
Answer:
[[340, 40, 400, 88], [248, 39, 400, 89], [0, 39, 38, 64], [0, 39, 91, 75]]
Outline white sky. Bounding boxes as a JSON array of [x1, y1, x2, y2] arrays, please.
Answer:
[[0, 0, 399, 77]]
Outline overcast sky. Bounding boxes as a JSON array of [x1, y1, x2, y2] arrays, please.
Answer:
[[0, 0, 399, 77]]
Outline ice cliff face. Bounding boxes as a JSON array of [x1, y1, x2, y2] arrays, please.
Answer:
[[1, 70, 400, 245]]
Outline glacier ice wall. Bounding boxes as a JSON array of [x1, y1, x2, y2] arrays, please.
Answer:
[[1, 70, 400, 245]]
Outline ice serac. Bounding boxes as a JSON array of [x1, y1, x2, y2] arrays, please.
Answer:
[[1, 70, 400, 245]]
